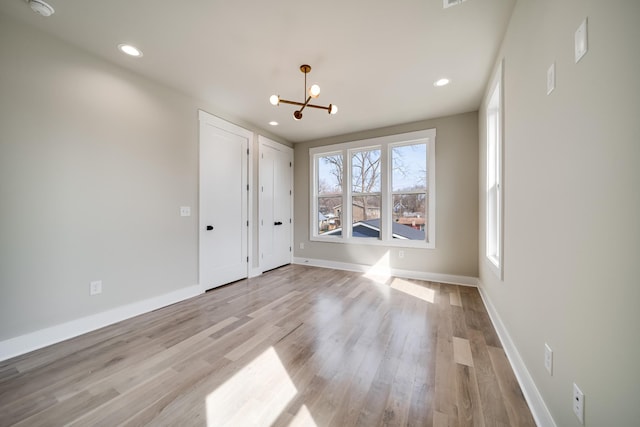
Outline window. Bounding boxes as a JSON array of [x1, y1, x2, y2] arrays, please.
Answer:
[[351, 148, 381, 238], [486, 62, 503, 278], [311, 129, 436, 248]]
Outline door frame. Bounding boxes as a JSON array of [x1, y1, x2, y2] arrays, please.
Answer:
[[258, 135, 294, 272], [198, 110, 254, 290]]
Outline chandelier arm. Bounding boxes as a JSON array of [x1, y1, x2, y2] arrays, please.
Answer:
[[305, 104, 330, 111], [298, 96, 312, 114], [278, 99, 331, 111], [270, 64, 335, 119], [278, 99, 307, 107]]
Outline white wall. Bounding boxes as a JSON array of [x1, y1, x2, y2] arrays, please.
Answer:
[[294, 112, 479, 279], [478, 1, 640, 425], [0, 15, 287, 347]]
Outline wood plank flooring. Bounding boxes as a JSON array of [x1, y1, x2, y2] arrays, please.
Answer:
[[0, 265, 536, 426]]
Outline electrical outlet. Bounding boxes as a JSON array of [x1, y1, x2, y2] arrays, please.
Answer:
[[398, 250, 404, 258], [547, 63, 555, 95], [574, 18, 588, 63], [300, 242, 304, 249], [544, 343, 553, 375], [180, 206, 191, 217], [573, 383, 585, 424], [90, 280, 102, 296]]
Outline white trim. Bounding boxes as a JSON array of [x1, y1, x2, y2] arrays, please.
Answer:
[[249, 267, 263, 278], [198, 110, 252, 289], [258, 135, 294, 273], [292, 257, 478, 287], [290, 257, 554, 426], [477, 282, 557, 427], [0, 285, 202, 362], [310, 129, 436, 249], [484, 60, 504, 280]]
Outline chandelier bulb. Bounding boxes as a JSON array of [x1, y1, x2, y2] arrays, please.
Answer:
[[269, 95, 280, 106], [329, 104, 338, 115], [308, 84, 321, 98]]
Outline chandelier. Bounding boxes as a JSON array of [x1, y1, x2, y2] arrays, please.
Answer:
[[269, 65, 338, 120]]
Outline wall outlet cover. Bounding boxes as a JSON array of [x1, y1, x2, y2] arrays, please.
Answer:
[[547, 63, 555, 95], [573, 383, 585, 424], [544, 343, 553, 375], [575, 18, 588, 63], [90, 280, 102, 296]]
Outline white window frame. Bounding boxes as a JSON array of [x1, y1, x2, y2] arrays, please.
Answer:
[[486, 60, 504, 279], [310, 129, 436, 249]]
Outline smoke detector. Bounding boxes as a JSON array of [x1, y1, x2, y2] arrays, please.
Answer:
[[29, 0, 55, 17]]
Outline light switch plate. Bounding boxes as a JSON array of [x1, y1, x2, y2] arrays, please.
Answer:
[[547, 63, 555, 95], [575, 18, 588, 63], [544, 343, 553, 375], [180, 206, 191, 217]]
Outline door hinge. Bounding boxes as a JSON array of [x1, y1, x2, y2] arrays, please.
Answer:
[[247, 184, 249, 191], [246, 220, 249, 227], [247, 256, 249, 263], [289, 162, 292, 167], [247, 148, 249, 155], [289, 190, 292, 195], [289, 218, 292, 223], [289, 246, 292, 252]]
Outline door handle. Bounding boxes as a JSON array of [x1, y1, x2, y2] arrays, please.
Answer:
[[206, 225, 214, 230], [274, 221, 283, 226]]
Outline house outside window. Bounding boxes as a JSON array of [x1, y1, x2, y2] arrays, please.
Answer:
[[310, 129, 436, 248]]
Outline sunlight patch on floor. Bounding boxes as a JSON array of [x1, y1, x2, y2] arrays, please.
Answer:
[[205, 347, 298, 426], [288, 404, 318, 427], [390, 277, 435, 303], [363, 251, 392, 291]]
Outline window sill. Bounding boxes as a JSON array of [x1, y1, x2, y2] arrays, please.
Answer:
[[311, 235, 435, 250], [486, 255, 503, 280]]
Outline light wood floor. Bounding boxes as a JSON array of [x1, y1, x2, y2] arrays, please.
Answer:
[[0, 265, 536, 426]]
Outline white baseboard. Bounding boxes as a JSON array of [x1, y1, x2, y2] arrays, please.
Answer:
[[477, 283, 556, 427], [0, 284, 203, 362], [293, 257, 553, 426], [292, 257, 479, 287]]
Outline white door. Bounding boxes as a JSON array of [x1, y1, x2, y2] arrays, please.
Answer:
[[259, 136, 293, 272], [199, 111, 250, 290]]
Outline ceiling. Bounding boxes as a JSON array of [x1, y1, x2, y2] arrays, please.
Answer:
[[0, 0, 515, 143]]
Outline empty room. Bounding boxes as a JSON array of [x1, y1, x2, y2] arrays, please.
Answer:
[[0, 0, 638, 426]]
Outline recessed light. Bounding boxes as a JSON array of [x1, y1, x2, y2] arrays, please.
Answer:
[[269, 121, 279, 126], [434, 78, 450, 87], [118, 44, 143, 57]]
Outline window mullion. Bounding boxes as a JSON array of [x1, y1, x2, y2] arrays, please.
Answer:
[[381, 144, 391, 242], [344, 148, 352, 239]]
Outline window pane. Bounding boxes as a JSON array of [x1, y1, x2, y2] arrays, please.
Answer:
[[352, 149, 381, 193], [318, 196, 342, 235], [352, 195, 381, 238], [392, 143, 427, 192], [392, 194, 426, 240], [318, 154, 342, 195]]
